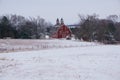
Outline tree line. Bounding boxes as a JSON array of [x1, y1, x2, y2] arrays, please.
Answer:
[[0, 14, 120, 43], [0, 14, 52, 39], [72, 14, 120, 43]]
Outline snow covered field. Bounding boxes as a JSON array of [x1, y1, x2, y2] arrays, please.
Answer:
[[0, 39, 97, 53], [0, 39, 120, 80]]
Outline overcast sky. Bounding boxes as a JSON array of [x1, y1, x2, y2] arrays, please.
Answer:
[[0, 0, 120, 24]]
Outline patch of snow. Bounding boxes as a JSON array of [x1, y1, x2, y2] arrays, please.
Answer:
[[0, 41, 120, 80]]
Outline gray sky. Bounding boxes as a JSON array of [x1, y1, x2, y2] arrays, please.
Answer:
[[0, 0, 120, 24]]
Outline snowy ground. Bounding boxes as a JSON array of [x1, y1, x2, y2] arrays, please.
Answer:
[[0, 39, 120, 80]]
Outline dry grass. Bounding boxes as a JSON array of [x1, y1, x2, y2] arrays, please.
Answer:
[[0, 57, 7, 60], [0, 39, 98, 53], [0, 39, 69, 53]]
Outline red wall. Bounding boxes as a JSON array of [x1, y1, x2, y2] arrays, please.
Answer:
[[53, 25, 72, 38]]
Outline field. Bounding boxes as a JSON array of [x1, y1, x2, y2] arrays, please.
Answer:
[[0, 39, 96, 53], [0, 39, 120, 80]]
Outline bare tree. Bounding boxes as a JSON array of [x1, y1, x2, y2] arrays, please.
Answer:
[[107, 15, 118, 23]]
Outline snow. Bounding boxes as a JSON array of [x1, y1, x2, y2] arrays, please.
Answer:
[[0, 39, 120, 80]]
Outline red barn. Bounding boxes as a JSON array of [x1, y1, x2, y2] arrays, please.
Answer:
[[52, 18, 72, 38]]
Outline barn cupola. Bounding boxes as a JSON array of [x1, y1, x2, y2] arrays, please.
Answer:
[[56, 18, 60, 25], [61, 18, 64, 25]]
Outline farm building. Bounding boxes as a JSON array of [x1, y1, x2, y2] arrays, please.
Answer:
[[52, 18, 72, 39]]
